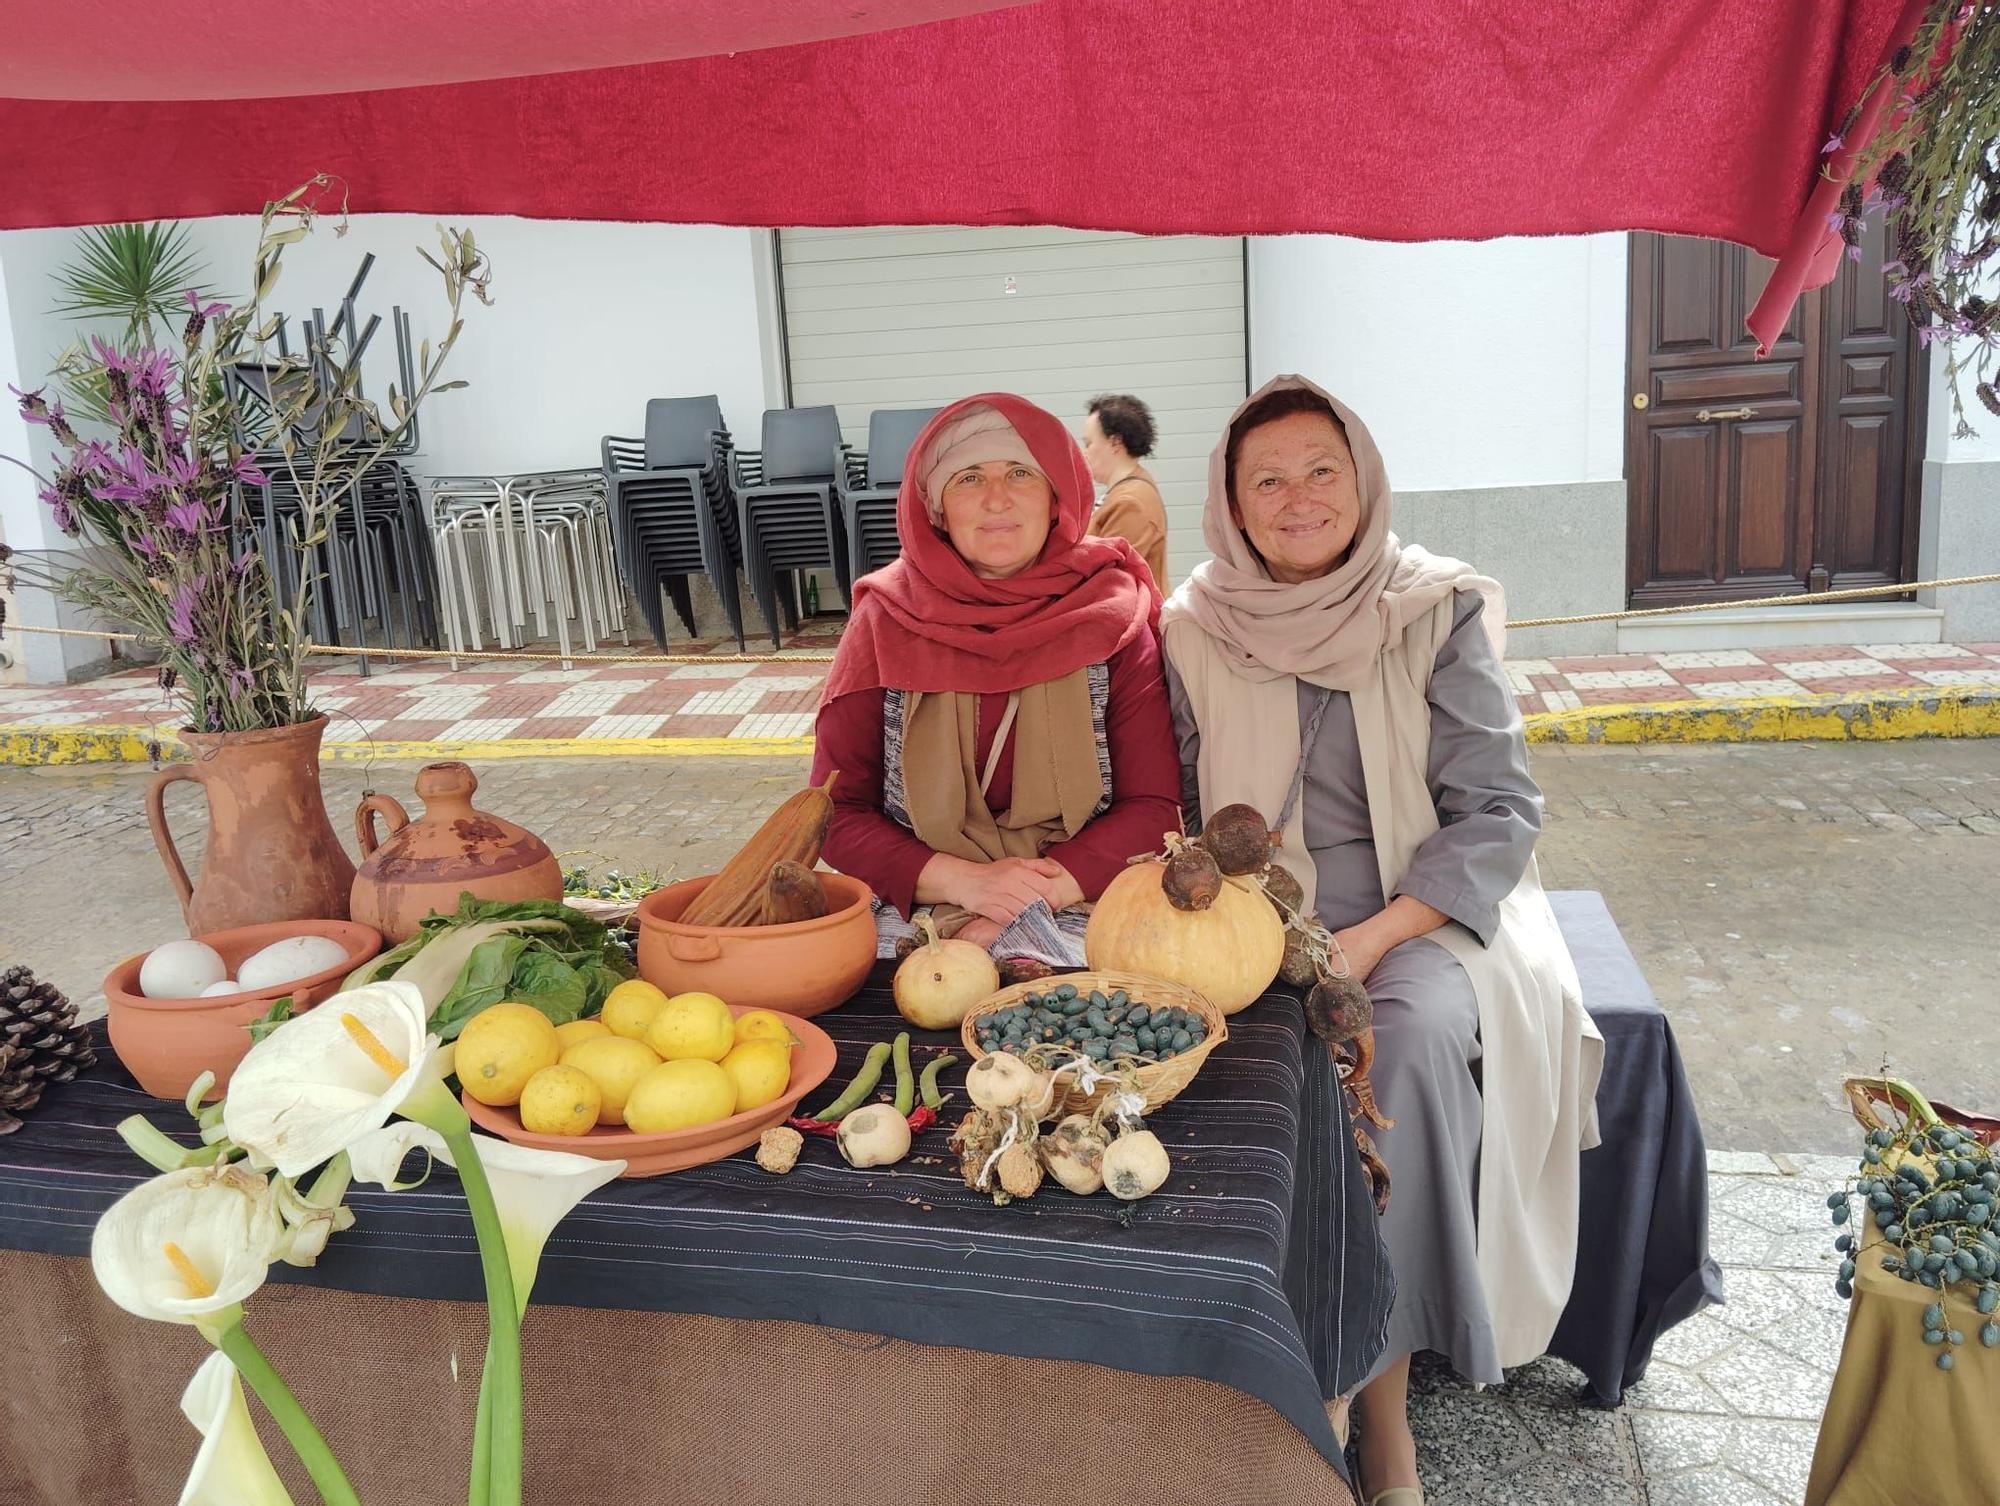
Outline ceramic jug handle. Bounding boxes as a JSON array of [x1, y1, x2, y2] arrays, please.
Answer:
[[146, 765, 202, 921], [355, 793, 411, 856]]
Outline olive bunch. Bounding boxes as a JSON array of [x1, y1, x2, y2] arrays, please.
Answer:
[[974, 984, 1208, 1066], [1831, 1122, 2000, 1372]]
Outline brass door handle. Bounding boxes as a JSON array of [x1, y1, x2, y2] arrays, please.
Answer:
[[1695, 406, 1756, 423]]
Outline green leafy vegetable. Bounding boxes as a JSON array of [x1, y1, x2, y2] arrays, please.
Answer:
[[245, 996, 295, 1044]]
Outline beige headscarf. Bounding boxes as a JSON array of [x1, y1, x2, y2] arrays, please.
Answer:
[[1161, 374, 1503, 687], [916, 403, 1043, 523]]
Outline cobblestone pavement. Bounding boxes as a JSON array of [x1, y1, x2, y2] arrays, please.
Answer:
[[1405, 1156, 1858, 1506], [2, 738, 1994, 1151]]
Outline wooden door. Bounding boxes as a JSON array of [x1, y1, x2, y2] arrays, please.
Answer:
[[1625, 231, 1924, 606]]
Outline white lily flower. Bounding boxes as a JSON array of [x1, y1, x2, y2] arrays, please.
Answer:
[[349, 1123, 625, 1312], [91, 1164, 282, 1326], [178, 1351, 296, 1506], [223, 981, 452, 1178]]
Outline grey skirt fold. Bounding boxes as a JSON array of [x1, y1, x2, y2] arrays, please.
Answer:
[[1359, 934, 1500, 1387]]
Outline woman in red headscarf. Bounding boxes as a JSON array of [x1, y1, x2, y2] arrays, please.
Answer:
[[811, 393, 1180, 948]]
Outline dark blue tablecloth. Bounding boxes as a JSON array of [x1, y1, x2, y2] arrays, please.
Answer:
[[0, 890, 1715, 1460]]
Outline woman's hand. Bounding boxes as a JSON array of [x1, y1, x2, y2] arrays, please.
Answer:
[[1331, 896, 1449, 982], [954, 917, 1005, 949], [917, 854, 1066, 926]]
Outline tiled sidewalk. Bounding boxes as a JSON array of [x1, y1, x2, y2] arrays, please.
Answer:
[[4, 637, 1998, 748]]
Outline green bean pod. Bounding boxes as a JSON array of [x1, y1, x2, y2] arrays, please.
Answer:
[[813, 1040, 893, 1122], [891, 1033, 916, 1116], [919, 1052, 957, 1111]]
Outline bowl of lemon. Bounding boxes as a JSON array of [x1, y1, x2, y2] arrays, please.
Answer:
[[455, 980, 839, 1175]]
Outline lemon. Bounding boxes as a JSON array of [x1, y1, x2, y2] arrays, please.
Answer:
[[645, 992, 736, 1063], [560, 1036, 662, 1126], [555, 1018, 612, 1051], [734, 1009, 798, 1046], [624, 1059, 738, 1133], [518, 1065, 601, 1136], [456, 1003, 560, 1107], [601, 980, 670, 1040], [720, 1039, 793, 1112]]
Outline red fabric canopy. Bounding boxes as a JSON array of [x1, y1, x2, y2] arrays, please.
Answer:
[[0, 0, 1916, 337]]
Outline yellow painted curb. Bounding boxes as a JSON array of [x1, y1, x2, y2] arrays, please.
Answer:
[[4, 684, 1996, 765], [1523, 686, 2000, 745]]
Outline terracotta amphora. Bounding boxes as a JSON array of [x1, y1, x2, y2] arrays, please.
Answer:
[[147, 716, 357, 933], [350, 761, 562, 942]]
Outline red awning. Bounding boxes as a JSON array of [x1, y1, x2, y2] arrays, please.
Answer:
[[0, 1, 1915, 330]]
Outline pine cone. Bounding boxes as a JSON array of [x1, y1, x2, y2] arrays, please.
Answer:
[[0, 965, 96, 1134]]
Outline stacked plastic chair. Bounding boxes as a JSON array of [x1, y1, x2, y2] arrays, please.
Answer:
[[730, 405, 848, 650], [834, 406, 939, 586], [600, 396, 746, 651]]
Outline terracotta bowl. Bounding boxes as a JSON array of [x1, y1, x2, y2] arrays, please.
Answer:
[[634, 872, 876, 1018], [104, 920, 384, 1102], [462, 1005, 840, 1176]]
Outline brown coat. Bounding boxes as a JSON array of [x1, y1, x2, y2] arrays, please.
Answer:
[[1087, 466, 1168, 588]]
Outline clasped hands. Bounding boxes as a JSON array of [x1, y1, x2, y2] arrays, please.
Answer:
[[915, 853, 1085, 949]]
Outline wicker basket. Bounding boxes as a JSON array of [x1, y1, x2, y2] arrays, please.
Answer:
[[958, 969, 1227, 1116]]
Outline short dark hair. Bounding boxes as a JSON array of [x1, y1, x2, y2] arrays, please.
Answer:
[[1087, 393, 1156, 459], [1223, 387, 1347, 503]]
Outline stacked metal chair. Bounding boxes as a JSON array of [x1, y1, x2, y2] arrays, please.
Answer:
[[834, 406, 938, 586], [730, 405, 848, 650], [600, 396, 747, 651]]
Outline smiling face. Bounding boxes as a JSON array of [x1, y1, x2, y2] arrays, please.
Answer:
[[939, 460, 1057, 578], [1228, 408, 1362, 584]]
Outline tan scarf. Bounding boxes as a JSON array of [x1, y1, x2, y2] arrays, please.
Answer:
[[1161, 374, 1602, 1369], [900, 669, 1102, 866]]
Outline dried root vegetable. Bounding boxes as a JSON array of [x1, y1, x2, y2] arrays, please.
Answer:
[[682, 772, 839, 927], [756, 1126, 804, 1174], [997, 1143, 1044, 1199], [762, 861, 829, 924], [1199, 803, 1275, 876]]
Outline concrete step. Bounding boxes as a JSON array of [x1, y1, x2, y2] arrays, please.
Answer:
[[1616, 602, 1944, 653]]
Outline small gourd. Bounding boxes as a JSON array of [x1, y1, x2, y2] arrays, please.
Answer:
[[965, 1051, 1049, 1112], [1102, 1128, 1171, 1201], [1040, 1113, 1109, 1195], [893, 913, 1000, 1030]]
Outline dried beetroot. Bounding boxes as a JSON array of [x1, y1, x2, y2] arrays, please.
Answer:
[[1279, 932, 1319, 988], [1201, 803, 1275, 876], [1161, 846, 1224, 912], [997, 956, 1056, 986], [1305, 972, 1374, 1045], [1260, 861, 1305, 919]]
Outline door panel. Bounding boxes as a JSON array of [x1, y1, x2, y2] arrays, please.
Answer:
[[1626, 231, 1924, 606]]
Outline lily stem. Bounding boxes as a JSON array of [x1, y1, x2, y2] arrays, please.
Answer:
[[468, 1348, 493, 1506], [213, 1321, 361, 1506], [444, 1124, 523, 1506]]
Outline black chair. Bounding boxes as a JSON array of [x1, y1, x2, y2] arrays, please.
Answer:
[[601, 396, 747, 651], [731, 406, 848, 650], [834, 406, 938, 584]]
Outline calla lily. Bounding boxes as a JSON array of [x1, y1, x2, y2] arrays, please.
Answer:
[[177, 1351, 295, 1506], [223, 980, 456, 1177], [91, 1164, 282, 1327], [349, 1122, 625, 1312]]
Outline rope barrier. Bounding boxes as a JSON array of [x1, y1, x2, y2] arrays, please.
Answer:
[[6, 572, 1999, 665]]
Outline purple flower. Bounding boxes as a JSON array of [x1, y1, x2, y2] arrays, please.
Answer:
[[165, 576, 206, 647], [163, 498, 211, 534], [1825, 209, 1848, 235], [184, 289, 228, 321], [1890, 279, 1917, 304], [230, 453, 267, 487], [1847, 244, 1864, 262], [37, 482, 78, 536], [10, 384, 49, 421], [1822, 133, 1845, 155]]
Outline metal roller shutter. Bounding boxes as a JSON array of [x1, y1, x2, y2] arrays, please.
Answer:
[[778, 226, 1247, 587]]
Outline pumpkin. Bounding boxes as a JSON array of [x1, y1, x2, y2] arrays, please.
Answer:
[[1084, 861, 1285, 1014]]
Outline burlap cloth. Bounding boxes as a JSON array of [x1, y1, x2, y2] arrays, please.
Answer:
[[1806, 1229, 2000, 1506], [0, 1249, 1354, 1505]]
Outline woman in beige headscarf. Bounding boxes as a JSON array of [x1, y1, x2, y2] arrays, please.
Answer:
[[1161, 376, 1602, 1506]]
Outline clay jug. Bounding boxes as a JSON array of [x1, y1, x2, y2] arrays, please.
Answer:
[[147, 716, 357, 932], [351, 761, 562, 942]]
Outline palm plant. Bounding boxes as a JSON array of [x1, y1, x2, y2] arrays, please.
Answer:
[[50, 221, 211, 347]]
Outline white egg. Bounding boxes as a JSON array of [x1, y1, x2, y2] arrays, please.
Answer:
[[236, 934, 351, 991], [199, 979, 246, 997], [140, 939, 229, 999]]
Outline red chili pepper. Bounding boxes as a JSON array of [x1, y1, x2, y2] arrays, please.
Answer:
[[785, 1115, 841, 1138], [906, 1105, 937, 1135]]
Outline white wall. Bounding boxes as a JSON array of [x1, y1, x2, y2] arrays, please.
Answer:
[[1247, 233, 1627, 491], [0, 215, 772, 485]]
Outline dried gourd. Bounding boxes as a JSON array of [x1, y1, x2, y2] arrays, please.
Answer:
[[1200, 802, 1276, 876], [1162, 845, 1223, 912], [683, 772, 839, 927], [762, 860, 830, 925]]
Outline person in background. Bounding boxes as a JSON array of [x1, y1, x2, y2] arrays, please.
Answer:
[[812, 393, 1180, 950], [1080, 393, 1169, 588]]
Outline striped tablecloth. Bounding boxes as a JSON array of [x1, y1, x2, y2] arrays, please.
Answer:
[[0, 966, 1392, 1469]]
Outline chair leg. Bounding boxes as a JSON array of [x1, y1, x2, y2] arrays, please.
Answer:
[[666, 577, 698, 639]]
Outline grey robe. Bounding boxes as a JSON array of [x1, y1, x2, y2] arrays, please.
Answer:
[[1167, 589, 1541, 1385]]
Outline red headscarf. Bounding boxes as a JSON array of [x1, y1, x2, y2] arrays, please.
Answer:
[[822, 392, 1161, 701]]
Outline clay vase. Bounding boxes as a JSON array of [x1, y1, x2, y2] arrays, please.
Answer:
[[350, 761, 563, 943], [147, 716, 357, 933]]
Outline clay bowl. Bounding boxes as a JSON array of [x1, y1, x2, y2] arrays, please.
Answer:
[[634, 872, 876, 1018], [462, 1005, 840, 1176], [104, 920, 383, 1102]]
